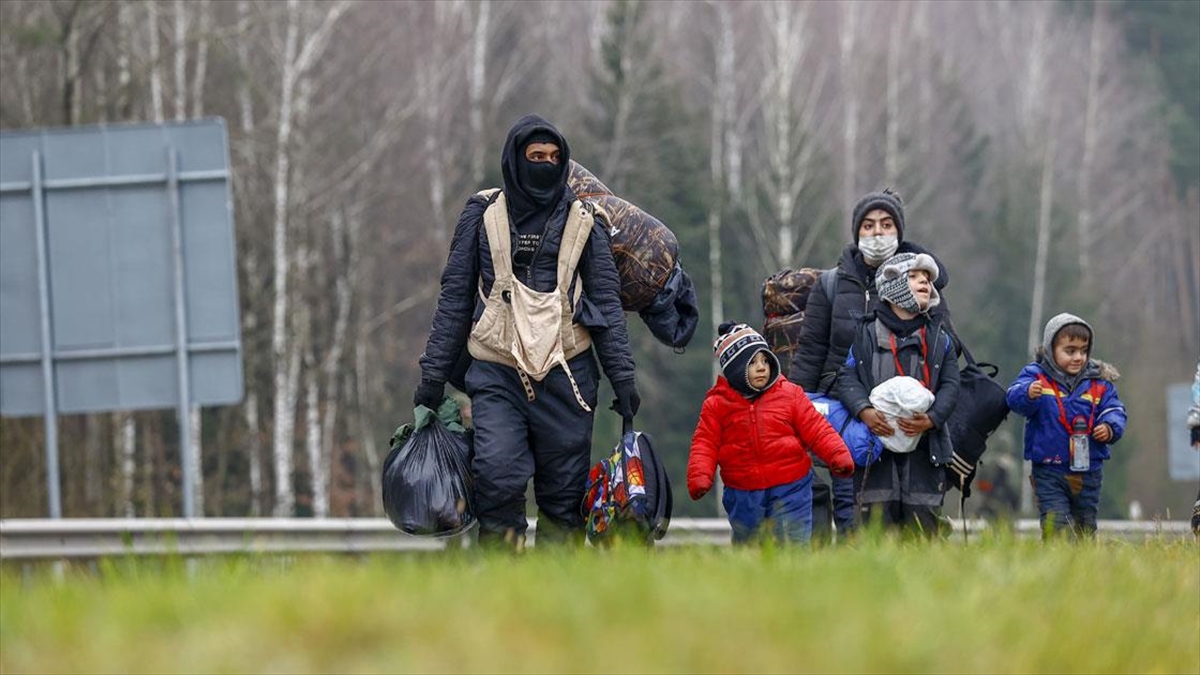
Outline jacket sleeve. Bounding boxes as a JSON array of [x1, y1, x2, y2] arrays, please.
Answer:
[[837, 339, 873, 419], [793, 387, 852, 468], [1096, 381, 1127, 442], [417, 197, 487, 384], [790, 278, 832, 391], [1006, 364, 1042, 417], [926, 333, 961, 428], [687, 395, 721, 498], [577, 216, 636, 385]]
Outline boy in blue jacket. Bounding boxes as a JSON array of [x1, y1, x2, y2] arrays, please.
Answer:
[[1007, 313, 1127, 539]]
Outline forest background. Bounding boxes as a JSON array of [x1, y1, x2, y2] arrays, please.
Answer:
[[0, 0, 1196, 521]]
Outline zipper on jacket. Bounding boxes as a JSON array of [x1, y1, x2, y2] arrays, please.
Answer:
[[750, 401, 765, 483]]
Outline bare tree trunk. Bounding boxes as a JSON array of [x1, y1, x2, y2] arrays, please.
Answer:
[[355, 336, 383, 515], [147, 0, 164, 122], [246, 390, 263, 516], [117, 413, 136, 517], [317, 210, 352, 518], [304, 360, 324, 517], [885, 2, 906, 185], [915, 0, 931, 157], [187, 408, 203, 515], [190, 0, 210, 118], [173, 0, 187, 120], [84, 415, 102, 513], [708, 0, 734, 378], [468, 0, 490, 187], [840, 1, 859, 208], [65, 16, 81, 125], [1021, 106, 1059, 516], [236, 0, 256, 163], [270, 0, 301, 518], [1076, 3, 1103, 276], [117, 0, 133, 119]]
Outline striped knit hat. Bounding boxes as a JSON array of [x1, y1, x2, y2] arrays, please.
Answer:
[[876, 252, 940, 314], [714, 322, 780, 397]]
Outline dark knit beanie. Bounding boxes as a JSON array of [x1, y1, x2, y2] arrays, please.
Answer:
[[714, 321, 780, 397], [851, 188, 905, 244]]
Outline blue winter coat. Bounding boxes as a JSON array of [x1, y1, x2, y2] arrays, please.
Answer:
[[1006, 362, 1127, 471], [805, 392, 882, 467]]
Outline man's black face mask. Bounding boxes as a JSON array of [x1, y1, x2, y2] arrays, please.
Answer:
[[517, 148, 563, 204]]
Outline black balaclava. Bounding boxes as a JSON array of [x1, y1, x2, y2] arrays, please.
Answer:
[[500, 114, 571, 230]]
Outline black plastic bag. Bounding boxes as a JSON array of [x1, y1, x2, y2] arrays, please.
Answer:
[[382, 396, 475, 537]]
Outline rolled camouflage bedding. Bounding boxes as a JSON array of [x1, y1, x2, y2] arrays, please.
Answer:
[[762, 267, 822, 316], [567, 161, 679, 313], [762, 267, 823, 375], [763, 312, 806, 375]]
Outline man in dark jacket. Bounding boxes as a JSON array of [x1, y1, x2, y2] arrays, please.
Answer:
[[789, 189, 952, 542], [414, 114, 640, 550]]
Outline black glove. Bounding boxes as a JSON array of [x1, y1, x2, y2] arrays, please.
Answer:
[[413, 379, 445, 410], [1191, 425, 1200, 446], [610, 379, 641, 419]]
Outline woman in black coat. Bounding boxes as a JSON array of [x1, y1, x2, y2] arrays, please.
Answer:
[[788, 189, 953, 539]]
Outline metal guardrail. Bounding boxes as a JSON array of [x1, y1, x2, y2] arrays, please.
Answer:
[[0, 518, 1192, 560]]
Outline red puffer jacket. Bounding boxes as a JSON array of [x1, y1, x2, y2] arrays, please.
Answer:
[[687, 376, 851, 498]]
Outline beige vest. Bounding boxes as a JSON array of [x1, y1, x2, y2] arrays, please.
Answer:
[[467, 189, 595, 410]]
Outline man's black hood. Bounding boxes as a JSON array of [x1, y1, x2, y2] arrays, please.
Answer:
[[500, 114, 571, 228]]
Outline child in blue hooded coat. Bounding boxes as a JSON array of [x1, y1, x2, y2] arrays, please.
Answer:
[[1006, 313, 1126, 540]]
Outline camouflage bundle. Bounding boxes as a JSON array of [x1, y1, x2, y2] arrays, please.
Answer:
[[566, 161, 699, 350], [761, 267, 823, 373], [567, 161, 678, 313]]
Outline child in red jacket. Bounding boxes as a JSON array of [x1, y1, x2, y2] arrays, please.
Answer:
[[688, 322, 855, 545]]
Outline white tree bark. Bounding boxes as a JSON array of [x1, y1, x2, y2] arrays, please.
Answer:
[[188, 407, 203, 515], [173, 0, 187, 120], [246, 390, 262, 516], [190, 0, 210, 119], [270, 0, 301, 518], [355, 336, 383, 515], [316, 209, 352, 518], [1076, 3, 1103, 275], [885, 2, 906, 185], [468, 0, 490, 187], [304, 361, 325, 517], [65, 17, 81, 125], [147, 0, 164, 122], [839, 1, 859, 209], [118, 413, 136, 517], [236, 0, 255, 164]]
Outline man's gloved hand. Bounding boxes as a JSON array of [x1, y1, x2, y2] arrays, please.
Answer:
[[829, 452, 855, 479], [413, 379, 445, 410], [610, 379, 641, 419]]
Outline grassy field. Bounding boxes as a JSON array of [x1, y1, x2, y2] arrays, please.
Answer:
[[2, 534, 1198, 674]]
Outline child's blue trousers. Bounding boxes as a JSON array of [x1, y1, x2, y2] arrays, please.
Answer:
[[1030, 463, 1103, 539], [722, 473, 814, 545]]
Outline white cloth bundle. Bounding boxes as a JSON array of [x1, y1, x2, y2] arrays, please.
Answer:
[[868, 376, 935, 454]]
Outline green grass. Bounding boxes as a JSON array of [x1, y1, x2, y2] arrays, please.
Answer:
[[2, 534, 1198, 674]]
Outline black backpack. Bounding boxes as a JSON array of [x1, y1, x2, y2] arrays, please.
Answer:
[[944, 345, 1010, 496]]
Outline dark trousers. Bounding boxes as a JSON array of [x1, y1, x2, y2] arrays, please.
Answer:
[[465, 353, 599, 548], [811, 465, 857, 544], [1030, 463, 1103, 540]]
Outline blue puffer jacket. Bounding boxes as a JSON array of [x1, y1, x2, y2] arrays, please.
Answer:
[[1006, 361, 1127, 471], [806, 392, 882, 467]]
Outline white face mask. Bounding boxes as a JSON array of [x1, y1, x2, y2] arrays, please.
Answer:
[[859, 235, 899, 266]]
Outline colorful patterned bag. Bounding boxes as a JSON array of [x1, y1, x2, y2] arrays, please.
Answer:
[[581, 422, 672, 546]]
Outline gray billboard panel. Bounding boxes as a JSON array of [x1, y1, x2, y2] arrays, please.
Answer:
[[0, 119, 242, 416]]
